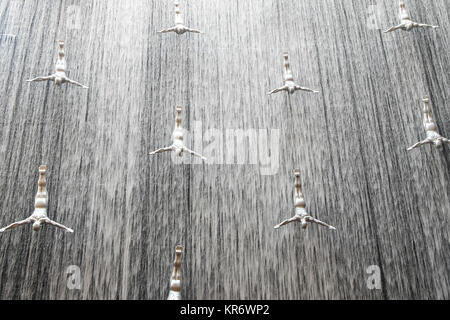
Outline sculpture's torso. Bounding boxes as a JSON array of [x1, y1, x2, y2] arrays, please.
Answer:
[[172, 128, 184, 148], [426, 130, 441, 141], [284, 69, 294, 83], [294, 196, 307, 218], [31, 208, 48, 222]]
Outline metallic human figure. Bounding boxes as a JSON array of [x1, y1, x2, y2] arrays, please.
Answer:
[[407, 96, 450, 151], [268, 53, 319, 95], [384, 2, 438, 33], [158, 1, 202, 35], [274, 170, 336, 231], [149, 105, 207, 161], [168, 245, 183, 300], [26, 40, 88, 89], [0, 165, 74, 233]]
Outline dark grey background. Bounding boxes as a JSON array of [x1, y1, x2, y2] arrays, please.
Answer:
[[0, 0, 449, 299]]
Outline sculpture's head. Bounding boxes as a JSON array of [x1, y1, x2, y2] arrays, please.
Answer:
[[288, 86, 296, 94], [301, 218, 307, 229], [32, 221, 42, 231], [55, 76, 63, 85], [175, 26, 185, 34], [174, 147, 183, 157], [435, 139, 443, 151], [399, 2, 406, 9], [404, 21, 414, 30]]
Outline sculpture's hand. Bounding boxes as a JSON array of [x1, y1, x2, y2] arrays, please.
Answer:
[[415, 23, 439, 29], [149, 146, 173, 155], [26, 75, 55, 82], [407, 139, 431, 151], [441, 138, 450, 146], [43, 218, 74, 232], [0, 218, 32, 232], [183, 147, 206, 161], [274, 216, 298, 229], [384, 24, 404, 33], [294, 85, 319, 93], [185, 27, 202, 34], [268, 86, 287, 95], [306, 216, 336, 230], [158, 27, 176, 33], [65, 77, 89, 89]]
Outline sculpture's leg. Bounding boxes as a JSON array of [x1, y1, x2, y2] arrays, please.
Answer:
[[65, 78, 89, 89], [268, 86, 287, 95], [0, 218, 32, 232], [43, 219, 74, 232], [149, 146, 173, 155]]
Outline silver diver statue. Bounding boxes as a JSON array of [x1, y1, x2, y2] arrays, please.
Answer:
[[149, 105, 206, 161], [268, 52, 319, 95], [158, 1, 202, 35], [0, 165, 74, 233], [384, 2, 438, 33], [167, 245, 183, 300], [407, 96, 449, 151], [274, 170, 336, 231], [26, 40, 88, 89]]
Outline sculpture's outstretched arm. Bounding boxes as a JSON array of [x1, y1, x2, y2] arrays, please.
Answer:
[[185, 27, 202, 34], [65, 77, 88, 89], [0, 218, 32, 232], [407, 139, 432, 151], [441, 138, 450, 145], [183, 147, 206, 161], [26, 75, 55, 82], [43, 218, 74, 232], [384, 24, 404, 33], [274, 216, 298, 229], [306, 216, 336, 230], [158, 27, 176, 33], [268, 86, 287, 95], [415, 22, 439, 29], [294, 85, 319, 93], [149, 146, 173, 155]]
